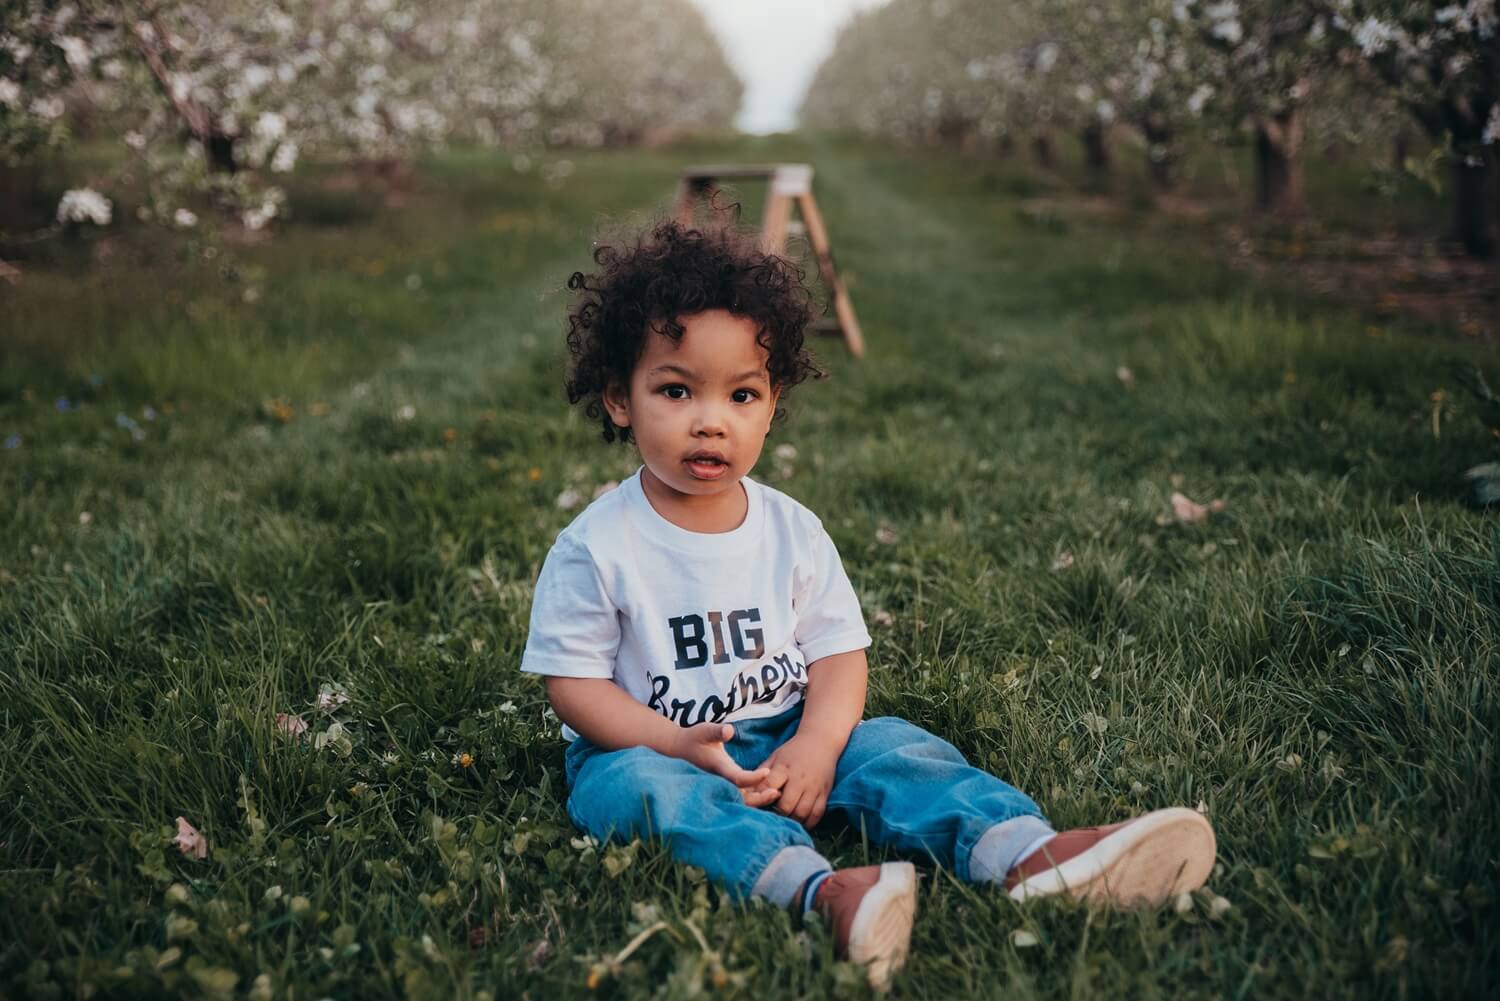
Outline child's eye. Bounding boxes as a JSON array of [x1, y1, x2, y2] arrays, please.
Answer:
[[662, 385, 688, 400], [732, 389, 758, 404]]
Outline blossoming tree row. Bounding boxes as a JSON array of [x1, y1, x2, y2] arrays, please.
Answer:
[[2, 0, 740, 233], [802, 0, 1498, 257]]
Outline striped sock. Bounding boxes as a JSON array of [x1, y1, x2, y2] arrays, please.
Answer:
[[800, 869, 834, 916]]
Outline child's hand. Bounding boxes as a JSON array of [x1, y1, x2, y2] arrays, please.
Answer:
[[670, 723, 780, 808], [757, 731, 841, 829]]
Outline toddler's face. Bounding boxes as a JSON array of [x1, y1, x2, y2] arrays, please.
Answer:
[[603, 309, 780, 510]]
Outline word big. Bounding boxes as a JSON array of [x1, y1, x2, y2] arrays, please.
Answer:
[[668, 607, 766, 670]]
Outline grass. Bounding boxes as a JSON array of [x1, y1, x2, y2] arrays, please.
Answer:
[[1, 131, 1497, 999]]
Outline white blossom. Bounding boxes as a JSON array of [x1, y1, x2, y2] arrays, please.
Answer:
[[1209, 17, 1243, 44], [242, 204, 275, 230], [56, 36, 92, 72], [1187, 83, 1215, 115], [29, 95, 64, 120], [253, 110, 287, 142], [173, 207, 198, 228], [57, 188, 112, 226], [1352, 17, 1399, 56], [269, 140, 299, 173], [1036, 41, 1059, 72]]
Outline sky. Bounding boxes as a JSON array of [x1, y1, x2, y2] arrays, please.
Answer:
[[690, 0, 888, 134]]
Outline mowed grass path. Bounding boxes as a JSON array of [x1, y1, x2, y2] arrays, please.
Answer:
[[2, 134, 1496, 999]]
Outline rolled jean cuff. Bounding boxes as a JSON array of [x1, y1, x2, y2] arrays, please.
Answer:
[[750, 845, 833, 910], [966, 814, 1056, 884]]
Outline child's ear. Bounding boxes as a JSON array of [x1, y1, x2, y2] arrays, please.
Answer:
[[765, 386, 781, 431], [602, 379, 631, 428]]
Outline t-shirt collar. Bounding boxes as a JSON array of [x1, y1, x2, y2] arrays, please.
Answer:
[[625, 464, 763, 554]]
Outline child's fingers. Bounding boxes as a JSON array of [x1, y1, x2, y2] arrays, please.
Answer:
[[806, 795, 827, 829], [776, 781, 807, 820], [741, 784, 780, 808], [721, 762, 770, 788]]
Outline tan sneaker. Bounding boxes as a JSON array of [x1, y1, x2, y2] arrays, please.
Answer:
[[803, 862, 918, 990], [1004, 807, 1216, 908]]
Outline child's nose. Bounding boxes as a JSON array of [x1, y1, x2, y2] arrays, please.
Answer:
[[692, 404, 728, 435]]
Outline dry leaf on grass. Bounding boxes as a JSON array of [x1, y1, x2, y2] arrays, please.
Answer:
[[313, 684, 350, 712], [174, 816, 209, 860], [275, 713, 308, 739], [1170, 491, 1226, 523]]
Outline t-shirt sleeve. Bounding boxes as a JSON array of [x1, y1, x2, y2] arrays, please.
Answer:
[[519, 534, 620, 680], [793, 517, 873, 665]]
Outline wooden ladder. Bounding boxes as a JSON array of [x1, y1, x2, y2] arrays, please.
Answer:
[[673, 163, 865, 358]]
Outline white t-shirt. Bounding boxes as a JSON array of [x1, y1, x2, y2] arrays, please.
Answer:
[[520, 465, 872, 741]]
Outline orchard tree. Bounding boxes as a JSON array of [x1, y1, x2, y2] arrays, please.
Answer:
[[1, 2, 83, 163], [1174, 0, 1344, 216], [1325, 0, 1498, 256], [5, 0, 471, 228], [530, 0, 740, 148], [1, 0, 740, 235], [801, 1, 943, 144], [1032, 0, 1224, 188], [802, 0, 1050, 155]]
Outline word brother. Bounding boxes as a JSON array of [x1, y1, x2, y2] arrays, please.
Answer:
[[647, 607, 808, 727]]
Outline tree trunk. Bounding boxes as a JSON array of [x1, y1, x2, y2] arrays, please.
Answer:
[[1494, 154, 1500, 253], [206, 133, 237, 174], [1081, 120, 1110, 173], [995, 134, 1016, 159], [1142, 114, 1174, 191], [936, 114, 972, 149], [1031, 131, 1055, 168], [1391, 129, 1409, 171], [1450, 152, 1496, 258], [1254, 109, 1305, 216]]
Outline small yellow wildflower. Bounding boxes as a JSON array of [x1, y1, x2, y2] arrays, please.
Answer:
[[528, 466, 542, 481], [261, 397, 295, 423]]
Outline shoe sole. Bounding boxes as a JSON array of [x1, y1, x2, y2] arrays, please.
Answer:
[[1007, 807, 1216, 908], [846, 861, 918, 991]]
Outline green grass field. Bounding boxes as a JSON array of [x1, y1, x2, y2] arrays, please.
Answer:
[[2, 133, 1496, 999]]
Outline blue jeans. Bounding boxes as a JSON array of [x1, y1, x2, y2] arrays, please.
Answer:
[[564, 703, 1053, 908]]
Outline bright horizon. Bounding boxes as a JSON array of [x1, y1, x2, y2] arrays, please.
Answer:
[[689, 0, 888, 134]]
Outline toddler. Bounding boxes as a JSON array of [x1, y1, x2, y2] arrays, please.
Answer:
[[520, 220, 1216, 988]]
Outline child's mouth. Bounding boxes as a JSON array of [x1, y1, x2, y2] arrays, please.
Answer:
[[685, 457, 728, 479]]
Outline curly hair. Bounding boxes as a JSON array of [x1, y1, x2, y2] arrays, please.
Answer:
[[563, 217, 828, 444]]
